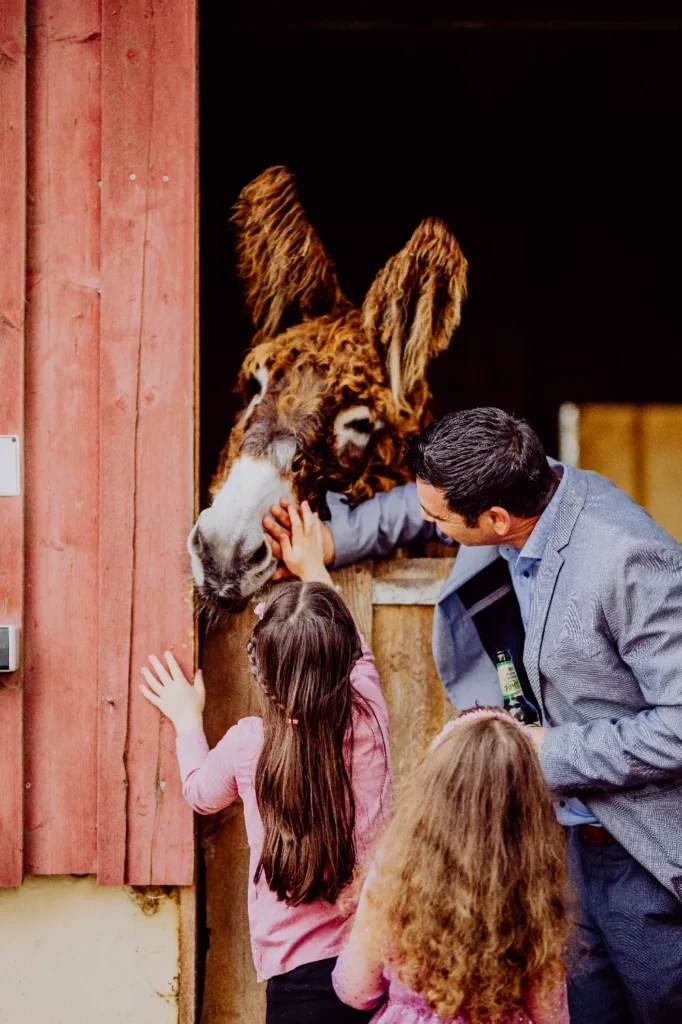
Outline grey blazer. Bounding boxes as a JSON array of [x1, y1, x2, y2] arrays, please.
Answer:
[[329, 465, 682, 897]]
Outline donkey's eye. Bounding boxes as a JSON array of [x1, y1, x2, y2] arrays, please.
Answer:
[[249, 542, 268, 564], [344, 417, 373, 435], [334, 406, 381, 454]]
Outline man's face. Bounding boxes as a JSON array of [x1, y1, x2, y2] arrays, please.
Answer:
[[416, 479, 502, 546]]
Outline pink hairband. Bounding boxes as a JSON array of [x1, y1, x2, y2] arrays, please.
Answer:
[[429, 707, 535, 752]]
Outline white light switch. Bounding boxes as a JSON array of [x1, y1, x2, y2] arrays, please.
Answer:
[[0, 435, 20, 496], [0, 626, 20, 673]]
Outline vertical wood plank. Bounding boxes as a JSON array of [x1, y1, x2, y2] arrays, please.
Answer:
[[0, 0, 26, 888], [373, 604, 454, 788], [99, 0, 197, 885], [641, 405, 682, 543], [201, 610, 266, 1024], [578, 404, 642, 502], [178, 883, 197, 1024], [331, 561, 374, 641], [23, 0, 101, 875]]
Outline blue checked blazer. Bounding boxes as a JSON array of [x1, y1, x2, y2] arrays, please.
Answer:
[[329, 465, 682, 898]]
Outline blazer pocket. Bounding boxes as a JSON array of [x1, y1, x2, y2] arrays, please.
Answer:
[[548, 599, 610, 661], [547, 626, 604, 661]]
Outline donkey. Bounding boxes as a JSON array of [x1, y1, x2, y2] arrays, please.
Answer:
[[189, 166, 468, 614]]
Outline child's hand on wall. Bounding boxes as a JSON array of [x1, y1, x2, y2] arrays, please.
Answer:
[[139, 651, 205, 734], [280, 501, 333, 586]]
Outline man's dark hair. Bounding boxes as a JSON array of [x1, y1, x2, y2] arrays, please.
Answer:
[[406, 407, 557, 527]]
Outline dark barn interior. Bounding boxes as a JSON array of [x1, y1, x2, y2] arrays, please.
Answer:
[[199, 7, 682, 506]]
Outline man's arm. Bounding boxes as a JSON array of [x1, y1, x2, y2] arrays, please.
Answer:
[[540, 543, 682, 792], [327, 483, 439, 567]]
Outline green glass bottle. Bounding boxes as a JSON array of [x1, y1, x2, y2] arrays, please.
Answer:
[[495, 649, 540, 726]]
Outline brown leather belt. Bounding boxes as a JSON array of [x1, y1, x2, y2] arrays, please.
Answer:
[[578, 824, 619, 845]]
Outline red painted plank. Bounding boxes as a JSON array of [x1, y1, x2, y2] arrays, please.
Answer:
[[23, 0, 101, 874], [99, 0, 196, 885], [0, 0, 26, 888]]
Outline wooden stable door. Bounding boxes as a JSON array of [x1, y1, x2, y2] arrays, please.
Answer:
[[0, 0, 197, 887], [572, 404, 682, 543], [200, 558, 456, 1023]]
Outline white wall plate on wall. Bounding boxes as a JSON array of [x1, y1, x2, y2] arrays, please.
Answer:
[[0, 436, 20, 496]]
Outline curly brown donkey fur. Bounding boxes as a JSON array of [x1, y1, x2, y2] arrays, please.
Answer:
[[212, 167, 467, 508], [192, 166, 467, 611]]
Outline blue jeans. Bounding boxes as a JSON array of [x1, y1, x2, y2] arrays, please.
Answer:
[[567, 829, 682, 1024]]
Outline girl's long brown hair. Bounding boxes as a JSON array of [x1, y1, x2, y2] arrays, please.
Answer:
[[250, 579, 377, 906], [365, 713, 570, 1022]]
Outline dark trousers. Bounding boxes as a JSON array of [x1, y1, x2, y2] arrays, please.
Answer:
[[567, 829, 682, 1024], [266, 957, 377, 1024]]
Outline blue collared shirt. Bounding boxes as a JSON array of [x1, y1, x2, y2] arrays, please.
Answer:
[[499, 466, 598, 828]]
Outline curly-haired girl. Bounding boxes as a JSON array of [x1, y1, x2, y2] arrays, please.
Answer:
[[141, 503, 391, 1024], [332, 709, 571, 1023]]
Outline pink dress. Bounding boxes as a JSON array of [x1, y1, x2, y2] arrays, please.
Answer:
[[175, 630, 391, 982], [332, 878, 569, 1024]]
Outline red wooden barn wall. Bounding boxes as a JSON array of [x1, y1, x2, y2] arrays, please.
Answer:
[[0, 0, 197, 886], [0, 0, 27, 889]]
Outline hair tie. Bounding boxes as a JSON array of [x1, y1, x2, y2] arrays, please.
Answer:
[[429, 707, 535, 752]]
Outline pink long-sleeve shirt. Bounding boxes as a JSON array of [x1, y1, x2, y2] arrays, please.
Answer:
[[176, 632, 391, 982]]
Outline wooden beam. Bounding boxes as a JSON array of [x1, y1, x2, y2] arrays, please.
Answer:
[[0, 0, 26, 888], [372, 557, 455, 605], [331, 561, 374, 640], [23, 0, 101, 876], [99, 0, 196, 885]]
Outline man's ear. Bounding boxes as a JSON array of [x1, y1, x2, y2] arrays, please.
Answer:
[[487, 507, 513, 537]]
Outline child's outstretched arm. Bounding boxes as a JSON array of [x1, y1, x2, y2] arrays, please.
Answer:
[[140, 652, 239, 814], [332, 871, 386, 1011]]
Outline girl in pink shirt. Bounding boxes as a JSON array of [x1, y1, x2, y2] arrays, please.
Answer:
[[332, 709, 571, 1024], [141, 503, 391, 1024]]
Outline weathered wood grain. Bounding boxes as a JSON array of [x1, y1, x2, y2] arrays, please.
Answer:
[[372, 557, 455, 605], [23, 0, 101, 876], [332, 560, 374, 640], [98, 0, 196, 885], [374, 603, 455, 789], [579, 404, 642, 502], [178, 882, 198, 1024], [638, 406, 682, 544], [0, 0, 26, 888], [201, 609, 266, 1024]]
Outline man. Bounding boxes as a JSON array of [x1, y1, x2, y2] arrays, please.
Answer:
[[264, 406, 682, 1024]]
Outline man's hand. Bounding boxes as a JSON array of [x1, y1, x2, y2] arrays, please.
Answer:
[[279, 502, 333, 586], [263, 497, 335, 580], [140, 651, 205, 735]]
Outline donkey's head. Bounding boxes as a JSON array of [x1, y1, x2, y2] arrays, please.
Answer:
[[189, 167, 468, 613]]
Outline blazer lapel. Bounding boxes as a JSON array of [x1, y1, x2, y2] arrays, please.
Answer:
[[524, 467, 588, 713]]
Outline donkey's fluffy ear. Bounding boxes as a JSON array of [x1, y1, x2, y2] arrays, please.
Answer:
[[232, 166, 346, 339], [362, 218, 468, 407]]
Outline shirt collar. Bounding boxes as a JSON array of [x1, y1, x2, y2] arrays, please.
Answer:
[[500, 465, 567, 566]]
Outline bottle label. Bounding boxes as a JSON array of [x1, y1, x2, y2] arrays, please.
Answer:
[[497, 661, 523, 699]]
